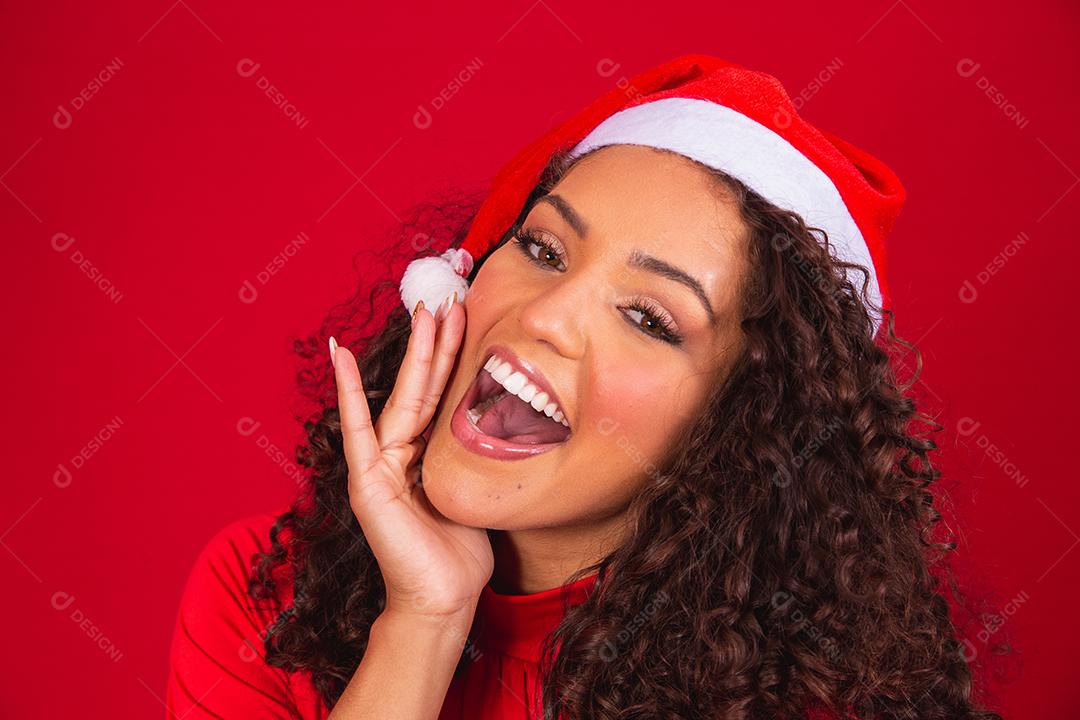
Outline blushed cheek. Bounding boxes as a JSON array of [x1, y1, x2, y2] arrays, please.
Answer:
[[587, 360, 693, 456]]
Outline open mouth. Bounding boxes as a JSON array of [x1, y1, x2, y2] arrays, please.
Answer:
[[462, 362, 572, 446]]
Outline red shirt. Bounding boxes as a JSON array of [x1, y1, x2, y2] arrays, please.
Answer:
[[166, 513, 597, 719], [167, 513, 842, 719]]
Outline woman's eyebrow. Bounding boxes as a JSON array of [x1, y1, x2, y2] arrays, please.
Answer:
[[537, 193, 589, 238], [536, 193, 716, 323], [627, 251, 716, 323]]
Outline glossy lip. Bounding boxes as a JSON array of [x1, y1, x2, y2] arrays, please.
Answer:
[[450, 344, 571, 461]]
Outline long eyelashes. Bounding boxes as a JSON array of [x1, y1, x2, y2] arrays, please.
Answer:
[[620, 295, 683, 345], [512, 227, 684, 346], [514, 226, 567, 271]]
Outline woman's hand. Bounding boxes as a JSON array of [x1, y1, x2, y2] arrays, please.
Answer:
[[329, 295, 493, 622]]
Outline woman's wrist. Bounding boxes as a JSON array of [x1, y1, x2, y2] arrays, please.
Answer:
[[328, 602, 479, 719], [382, 593, 480, 626], [373, 601, 478, 646]]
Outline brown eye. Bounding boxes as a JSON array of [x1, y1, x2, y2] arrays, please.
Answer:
[[538, 247, 560, 267], [529, 242, 561, 268], [622, 299, 683, 346], [514, 228, 566, 272]]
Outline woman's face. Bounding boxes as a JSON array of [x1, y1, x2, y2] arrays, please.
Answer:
[[422, 144, 750, 531]]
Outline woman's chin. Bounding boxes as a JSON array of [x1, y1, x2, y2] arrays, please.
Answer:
[[418, 440, 533, 530], [420, 462, 513, 529]]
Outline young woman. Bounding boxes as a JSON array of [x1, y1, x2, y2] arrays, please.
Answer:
[[166, 55, 1005, 719]]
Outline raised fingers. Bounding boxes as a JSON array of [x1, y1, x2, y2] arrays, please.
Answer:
[[419, 294, 465, 424], [330, 337, 381, 478], [374, 301, 438, 448]]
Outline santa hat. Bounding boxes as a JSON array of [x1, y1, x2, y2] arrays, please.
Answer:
[[399, 54, 905, 337]]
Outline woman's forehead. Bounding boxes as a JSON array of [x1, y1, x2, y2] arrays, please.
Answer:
[[549, 146, 743, 243]]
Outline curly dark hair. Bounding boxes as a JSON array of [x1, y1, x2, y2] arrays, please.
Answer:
[[249, 146, 1010, 719]]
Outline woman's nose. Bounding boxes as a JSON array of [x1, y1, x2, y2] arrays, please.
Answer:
[[516, 274, 590, 360]]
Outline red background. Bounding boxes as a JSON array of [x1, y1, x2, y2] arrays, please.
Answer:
[[4, 1, 1077, 717]]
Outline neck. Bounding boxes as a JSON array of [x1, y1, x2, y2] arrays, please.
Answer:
[[488, 510, 627, 594]]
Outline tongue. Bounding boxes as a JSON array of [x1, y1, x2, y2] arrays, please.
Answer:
[[476, 392, 570, 444]]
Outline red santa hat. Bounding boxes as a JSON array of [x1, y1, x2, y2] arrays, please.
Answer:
[[399, 53, 905, 337]]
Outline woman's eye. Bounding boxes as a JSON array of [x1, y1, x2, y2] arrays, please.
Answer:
[[624, 308, 665, 337], [513, 228, 683, 346], [623, 303, 683, 346], [513, 229, 566, 271]]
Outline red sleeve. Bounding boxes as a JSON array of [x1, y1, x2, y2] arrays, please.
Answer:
[[165, 512, 327, 719]]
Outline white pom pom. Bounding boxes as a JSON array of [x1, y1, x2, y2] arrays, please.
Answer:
[[399, 248, 472, 316]]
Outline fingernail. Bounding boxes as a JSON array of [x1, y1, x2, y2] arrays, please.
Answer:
[[412, 300, 425, 328], [328, 336, 338, 369], [435, 293, 454, 323]]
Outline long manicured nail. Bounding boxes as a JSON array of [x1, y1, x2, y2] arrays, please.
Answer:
[[328, 336, 338, 369], [435, 292, 455, 323], [412, 300, 425, 328]]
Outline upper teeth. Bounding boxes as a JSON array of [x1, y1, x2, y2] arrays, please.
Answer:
[[484, 355, 570, 429]]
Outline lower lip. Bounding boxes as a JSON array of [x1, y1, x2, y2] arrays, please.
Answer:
[[450, 370, 570, 461]]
